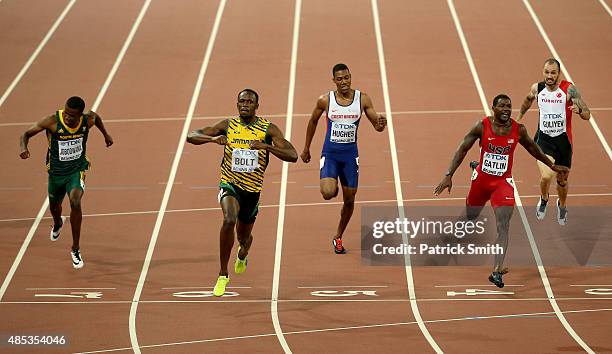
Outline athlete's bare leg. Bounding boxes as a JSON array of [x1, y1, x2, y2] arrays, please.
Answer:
[[334, 185, 357, 239], [67, 188, 84, 251], [320, 177, 339, 200], [219, 196, 239, 276], [556, 169, 570, 208], [493, 206, 513, 273], [464, 205, 485, 221], [49, 200, 63, 228], [236, 220, 254, 260], [537, 155, 556, 201]]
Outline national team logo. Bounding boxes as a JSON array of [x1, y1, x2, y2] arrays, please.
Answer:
[[556, 92, 562, 98], [508, 139, 514, 144]]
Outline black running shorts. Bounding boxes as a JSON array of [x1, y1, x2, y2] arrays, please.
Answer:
[[534, 131, 572, 168]]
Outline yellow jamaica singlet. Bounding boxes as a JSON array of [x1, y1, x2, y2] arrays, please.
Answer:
[[220, 117, 272, 192]]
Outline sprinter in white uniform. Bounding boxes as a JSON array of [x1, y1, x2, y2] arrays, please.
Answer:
[[301, 63, 387, 254], [518, 58, 591, 225]]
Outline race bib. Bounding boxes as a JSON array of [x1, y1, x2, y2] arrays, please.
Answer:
[[330, 122, 357, 143], [231, 148, 259, 173], [539, 113, 566, 137], [58, 138, 83, 161], [481, 152, 508, 176]]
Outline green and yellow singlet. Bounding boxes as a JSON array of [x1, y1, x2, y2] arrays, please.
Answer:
[[46, 110, 90, 176], [220, 117, 271, 192]]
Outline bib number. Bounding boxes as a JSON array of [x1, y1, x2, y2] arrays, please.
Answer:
[[232, 148, 259, 173], [481, 152, 508, 176], [330, 122, 357, 143], [58, 138, 83, 161], [539, 113, 565, 137]]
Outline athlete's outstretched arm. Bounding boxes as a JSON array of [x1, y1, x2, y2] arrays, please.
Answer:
[[362, 93, 386, 132], [301, 94, 327, 163], [90, 111, 113, 147], [434, 120, 482, 195], [567, 84, 591, 120], [19, 115, 55, 159], [187, 119, 229, 145], [250, 123, 297, 162], [518, 124, 569, 175], [517, 83, 538, 122]]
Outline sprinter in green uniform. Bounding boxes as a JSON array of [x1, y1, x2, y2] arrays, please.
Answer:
[[20, 96, 113, 269], [187, 89, 298, 296]]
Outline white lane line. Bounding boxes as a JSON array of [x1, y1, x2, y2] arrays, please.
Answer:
[[2, 192, 611, 224], [570, 284, 612, 287], [161, 286, 251, 290], [0, 0, 153, 303], [4, 107, 612, 127], [0, 201, 49, 301], [25, 287, 116, 290], [270, 1, 301, 353], [3, 296, 612, 306], [371, 1, 442, 353], [522, 0, 612, 161], [73, 307, 612, 354], [297, 286, 388, 289], [0, 0, 79, 304], [0, 0, 77, 107], [434, 285, 524, 288], [448, 1, 594, 352], [598, 0, 612, 17], [127, 1, 226, 353]]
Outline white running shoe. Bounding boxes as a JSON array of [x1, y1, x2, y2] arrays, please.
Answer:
[[50, 216, 66, 241], [535, 197, 548, 220], [71, 249, 84, 269], [557, 199, 567, 226]]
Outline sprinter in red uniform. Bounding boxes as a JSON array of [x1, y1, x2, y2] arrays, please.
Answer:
[[434, 94, 568, 287]]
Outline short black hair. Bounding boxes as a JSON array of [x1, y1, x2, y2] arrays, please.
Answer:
[[332, 63, 349, 76], [543, 58, 561, 71], [492, 94, 511, 107], [238, 88, 259, 103], [66, 96, 85, 112]]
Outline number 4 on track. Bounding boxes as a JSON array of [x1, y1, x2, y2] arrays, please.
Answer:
[[446, 288, 514, 297]]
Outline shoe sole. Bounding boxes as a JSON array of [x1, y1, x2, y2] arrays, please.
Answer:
[[557, 201, 567, 225], [234, 259, 247, 274], [333, 239, 346, 254], [72, 262, 84, 269], [535, 200, 546, 221], [488, 275, 504, 288], [50, 216, 67, 241], [213, 279, 229, 297]]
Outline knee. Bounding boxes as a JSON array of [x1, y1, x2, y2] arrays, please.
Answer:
[[69, 198, 82, 211], [321, 188, 337, 200], [222, 214, 237, 229], [540, 174, 553, 183], [343, 196, 355, 206]]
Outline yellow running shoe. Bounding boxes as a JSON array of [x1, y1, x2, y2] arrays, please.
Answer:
[[234, 246, 248, 275], [213, 275, 229, 297]]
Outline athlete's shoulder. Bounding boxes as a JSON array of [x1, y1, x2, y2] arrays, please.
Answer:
[[84, 110, 97, 125], [257, 116, 272, 125], [560, 80, 573, 91]]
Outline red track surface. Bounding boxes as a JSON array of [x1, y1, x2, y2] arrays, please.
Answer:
[[0, 0, 610, 353]]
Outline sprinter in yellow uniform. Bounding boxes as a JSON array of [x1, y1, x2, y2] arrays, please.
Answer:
[[187, 89, 297, 296]]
